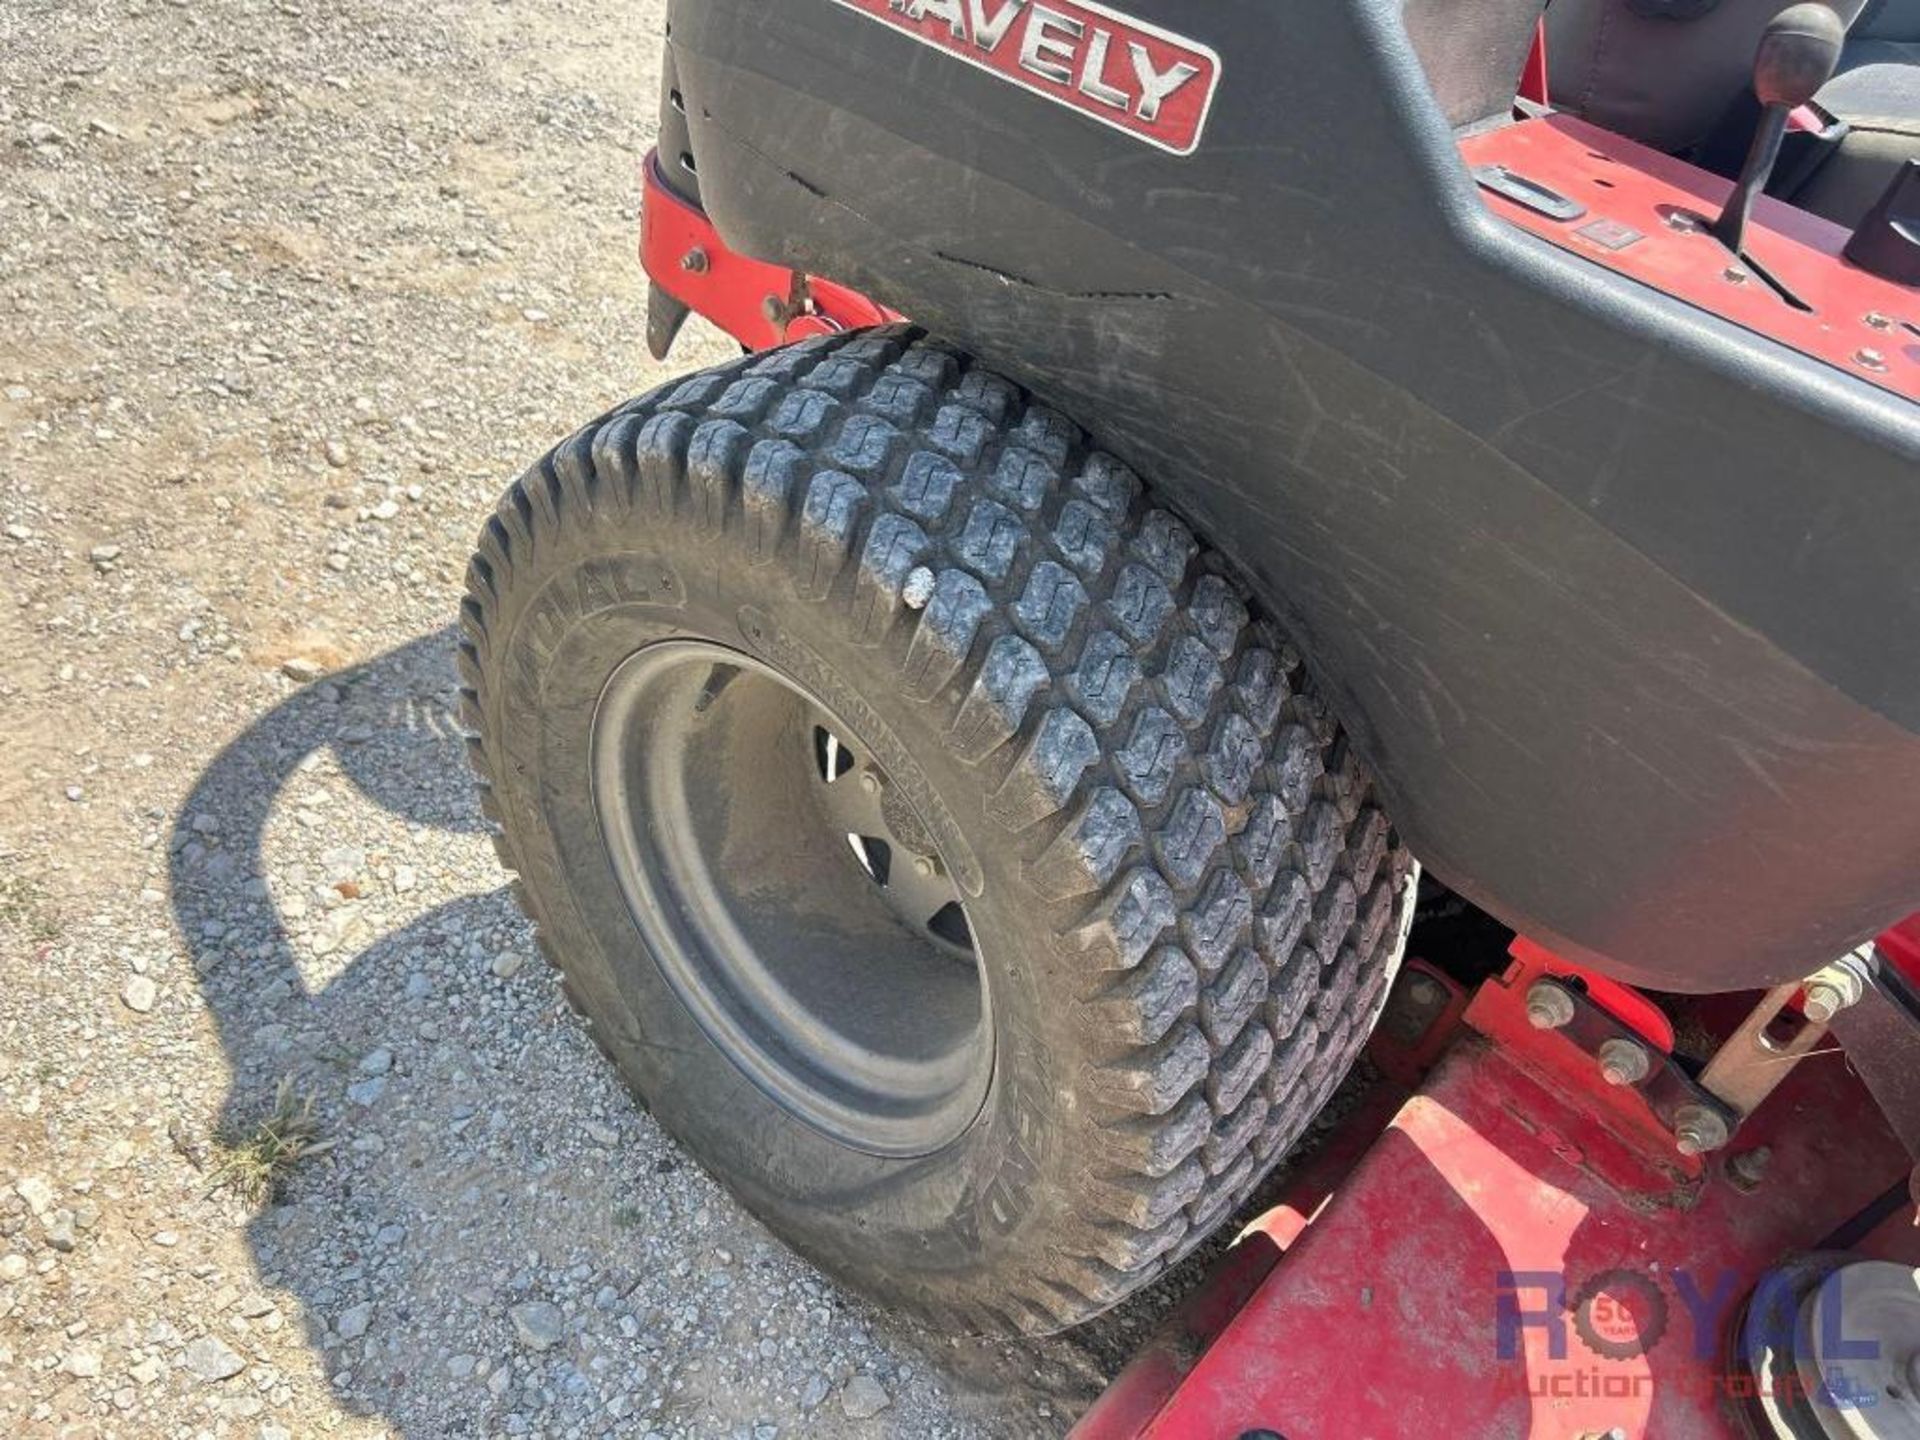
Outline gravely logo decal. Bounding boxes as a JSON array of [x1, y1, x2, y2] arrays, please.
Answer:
[[829, 0, 1220, 156]]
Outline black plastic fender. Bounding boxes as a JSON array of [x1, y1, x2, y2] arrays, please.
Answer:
[[659, 0, 1920, 992]]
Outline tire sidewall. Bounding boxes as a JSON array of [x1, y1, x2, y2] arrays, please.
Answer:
[[484, 521, 1075, 1312]]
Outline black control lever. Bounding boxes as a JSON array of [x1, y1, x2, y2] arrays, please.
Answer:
[[1710, 3, 1846, 256]]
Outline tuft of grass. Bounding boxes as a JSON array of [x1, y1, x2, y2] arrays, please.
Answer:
[[209, 1077, 334, 1204], [0, 871, 60, 945]]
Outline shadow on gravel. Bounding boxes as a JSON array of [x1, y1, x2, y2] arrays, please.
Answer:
[[164, 627, 1174, 1436], [165, 628, 531, 1434], [163, 628, 726, 1434]]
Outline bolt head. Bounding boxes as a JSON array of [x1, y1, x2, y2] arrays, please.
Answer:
[[1723, 266, 1751, 285], [913, 856, 936, 879], [1526, 981, 1577, 1031], [1804, 981, 1845, 1024], [1727, 1145, 1773, 1191], [859, 772, 882, 795], [1865, 311, 1894, 331], [1854, 347, 1889, 373], [679, 247, 709, 274], [1674, 1104, 1730, 1157], [1801, 961, 1865, 1025], [1406, 974, 1445, 1009], [1598, 1037, 1652, 1087]]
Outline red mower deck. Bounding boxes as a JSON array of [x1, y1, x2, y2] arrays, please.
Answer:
[[1073, 936, 1920, 1440]]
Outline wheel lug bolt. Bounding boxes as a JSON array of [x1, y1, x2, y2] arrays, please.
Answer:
[[860, 773, 881, 795], [914, 857, 937, 879]]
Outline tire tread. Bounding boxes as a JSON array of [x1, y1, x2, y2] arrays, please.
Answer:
[[459, 325, 1416, 1333]]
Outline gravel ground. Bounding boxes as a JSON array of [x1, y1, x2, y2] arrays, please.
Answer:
[[0, 2, 1304, 1434]]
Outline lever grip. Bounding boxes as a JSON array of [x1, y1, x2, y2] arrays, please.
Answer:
[[1752, 3, 1846, 109], [1712, 3, 1847, 255]]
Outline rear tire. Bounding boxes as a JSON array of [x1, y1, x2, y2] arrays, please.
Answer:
[[458, 326, 1415, 1332]]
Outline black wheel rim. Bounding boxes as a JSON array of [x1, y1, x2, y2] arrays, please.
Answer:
[[590, 641, 993, 1158]]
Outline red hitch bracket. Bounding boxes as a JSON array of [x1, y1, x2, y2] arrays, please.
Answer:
[[639, 150, 899, 357]]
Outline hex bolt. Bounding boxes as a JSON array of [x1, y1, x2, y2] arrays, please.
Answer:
[[1526, 980, 1577, 1031], [1598, 1037, 1652, 1087], [1802, 962, 1866, 1023], [1723, 266, 1751, 285], [1853, 347, 1889, 373], [1665, 209, 1705, 233], [1674, 1104, 1732, 1157], [680, 247, 709, 274], [1727, 1145, 1773, 1192], [1864, 311, 1894, 331], [1803, 981, 1847, 1022]]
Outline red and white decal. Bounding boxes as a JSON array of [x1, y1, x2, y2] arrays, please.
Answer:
[[828, 0, 1220, 157]]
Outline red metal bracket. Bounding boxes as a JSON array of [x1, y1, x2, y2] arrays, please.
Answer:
[[639, 151, 899, 352], [1474, 970, 1705, 1193], [1508, 936, 1676, 1054], [1369, 957, 1472, 1090], [1519, 19, 1549, 108]]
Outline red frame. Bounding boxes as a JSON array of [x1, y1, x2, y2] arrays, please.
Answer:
[[640, 152, 899, 351]]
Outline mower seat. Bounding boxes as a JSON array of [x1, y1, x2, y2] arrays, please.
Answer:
[[1797, 17, 1920, 224], [1546, 0, 1920, 230]]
